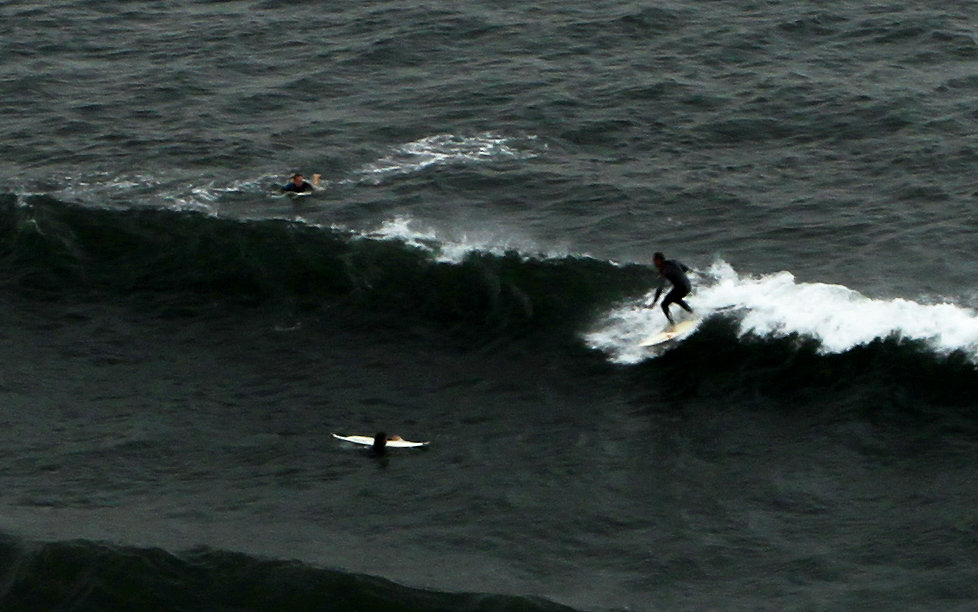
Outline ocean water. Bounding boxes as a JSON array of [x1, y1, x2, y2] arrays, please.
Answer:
[[2, 0, 978, 610]]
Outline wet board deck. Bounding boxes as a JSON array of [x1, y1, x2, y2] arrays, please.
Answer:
[[284, 190, 312, 199], [331, 433, 429, 448], [638, 319, 699, 347]]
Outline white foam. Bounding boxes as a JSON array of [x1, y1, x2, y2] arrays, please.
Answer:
[[363, 215, 441, 252], [585, 260, 978, 365], [357, 133, 533, 183], [47, 171, 221, 213], [361, 214, 572, 264]]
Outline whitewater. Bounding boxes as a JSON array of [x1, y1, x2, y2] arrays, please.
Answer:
[[587, 260, 978, 364], [3, 0, 978, 610]]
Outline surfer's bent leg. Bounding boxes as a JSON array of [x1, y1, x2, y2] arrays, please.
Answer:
[[662, 287, 691, 322], [661, 290, 679, 324], [660, 301, 674, 324]]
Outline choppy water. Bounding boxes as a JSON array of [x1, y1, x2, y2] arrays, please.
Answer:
[[2, 1, 978, 610]]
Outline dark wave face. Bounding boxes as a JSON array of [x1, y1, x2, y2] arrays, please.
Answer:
[[5, 0, 978, 608], [629, 316, 978, 409], [0, 194, 655, 342], [0, 535, 575, 612], [4, 194, 976, 406]]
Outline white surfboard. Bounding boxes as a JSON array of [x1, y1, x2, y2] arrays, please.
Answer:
[[284, 190, 312, 199], [639, 319, 699, 347], [331, 433, 429, 448]]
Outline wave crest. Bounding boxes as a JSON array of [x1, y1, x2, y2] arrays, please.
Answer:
[[586, 260, 978, 364]]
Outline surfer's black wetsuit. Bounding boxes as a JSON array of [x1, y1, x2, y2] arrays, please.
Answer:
[[282, 180, 314, 193], [654, 260, 693, 323]]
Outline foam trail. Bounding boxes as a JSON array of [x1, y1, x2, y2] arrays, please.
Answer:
[[363, 215, 573, 264], [357, 133, 533, 183], [586, 261, 978, 365]]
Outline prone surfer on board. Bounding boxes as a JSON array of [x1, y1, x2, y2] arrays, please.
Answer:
[[281, 172, 320, 193], [649, 252, 693, 326]]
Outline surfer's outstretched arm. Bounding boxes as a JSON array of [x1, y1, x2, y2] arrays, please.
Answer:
[[647, 286, 663, 307]]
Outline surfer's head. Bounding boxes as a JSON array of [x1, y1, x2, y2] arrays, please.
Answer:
[[372, 432, 388, 456], [653, 252, 665, 270], [290, 173, 305, 185]]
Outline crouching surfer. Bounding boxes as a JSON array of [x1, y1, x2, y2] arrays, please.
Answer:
[[648, 251, 693, 327]]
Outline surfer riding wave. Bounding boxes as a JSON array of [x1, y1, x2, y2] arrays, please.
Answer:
[[649, 251, 693, 326]]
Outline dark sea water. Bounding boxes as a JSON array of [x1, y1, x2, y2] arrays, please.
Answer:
[[3, 1, 978, 610]]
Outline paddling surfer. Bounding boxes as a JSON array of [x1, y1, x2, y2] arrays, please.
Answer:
[[281, 172, 320, 193], [649, 252, 693, 326]]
